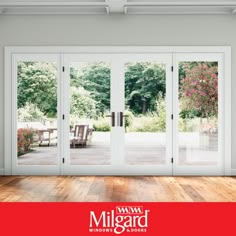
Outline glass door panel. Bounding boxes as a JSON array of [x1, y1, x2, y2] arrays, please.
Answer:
[[13, 54, 61, 174], [69, 61, 111, 165], [63, 54, 115, 174], [17, 62, 58, 165], [119, 54, 173, 174], [124, 62, 167, 165], [174, 53, 223, 175]]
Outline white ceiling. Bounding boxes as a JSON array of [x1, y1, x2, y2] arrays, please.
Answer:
[[0, 1, 236, 15]]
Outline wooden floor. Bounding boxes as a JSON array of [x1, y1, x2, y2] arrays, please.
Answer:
[[0, 176, 236, 202]]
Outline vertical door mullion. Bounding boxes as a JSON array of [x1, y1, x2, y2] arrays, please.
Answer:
[[56, 54, 62, 174], [62, 55, 70, 174], [217, 56, 224, 175], [12, 55, 17, 174], [60, 53, 64, 175], [166, 56, 174, 174], [172, 53, 178, 175], [166, 55, 174, 175], [111, 57, 125, 168]]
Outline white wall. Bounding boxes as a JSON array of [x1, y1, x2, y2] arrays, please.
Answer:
[[0, 0, 231, 2], [0, 14, 235, 171]]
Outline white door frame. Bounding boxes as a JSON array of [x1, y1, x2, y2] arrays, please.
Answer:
[[4, 46, 231, 175]]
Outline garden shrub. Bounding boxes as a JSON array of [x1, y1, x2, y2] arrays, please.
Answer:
[[129, 97, 166, 132], [124, 110, 134, 132], [93, 118, 111, 132], [17, 128, 35, 156], [155, 96, 166, 131], [70, 87, 97, 119], [69, 116, 94, 129], [130, 115, 164, 132], [178, 117, 218, 133], [179, 63, 218, 118], [18, 102, 46, 122], [130, 116, 156, 132]]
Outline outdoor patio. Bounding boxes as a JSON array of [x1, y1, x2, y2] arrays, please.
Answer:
[[17, 132, 218, 166]]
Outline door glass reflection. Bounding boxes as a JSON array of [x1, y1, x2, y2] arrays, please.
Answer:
[[69, 62, 111, 165], [178, 62, 218, 165], [124, 62, 167, 165], [17, 62, 58, 165]]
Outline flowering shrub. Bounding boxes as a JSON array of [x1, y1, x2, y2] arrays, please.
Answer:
[[179, 63, 218, 118], [17, 128, 35, 156]]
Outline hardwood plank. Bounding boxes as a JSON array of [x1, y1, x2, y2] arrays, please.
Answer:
[[0, 176, 236, 202], [180, 184, 206, 202]]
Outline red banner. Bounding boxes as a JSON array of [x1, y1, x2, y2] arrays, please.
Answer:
[[0, 203, 235, 236]]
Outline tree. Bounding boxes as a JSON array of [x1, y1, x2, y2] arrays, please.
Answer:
[[179, 61, 218, 83], [17, 62, 57, 118], [70, 87, 97, 118], [70, 62, 166, 116], [179, 63, 218, 118], [71, 62, 111, 116], [125, 62, 166, 114], [17, 61, 167, 120]]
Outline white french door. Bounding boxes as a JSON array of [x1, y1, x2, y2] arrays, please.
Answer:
[[8, 47, 229, 176], [62, 53, 173, 175], [112, 54, 173, 175], [62, 54, 117, 174], [173, 53, 224, 175]]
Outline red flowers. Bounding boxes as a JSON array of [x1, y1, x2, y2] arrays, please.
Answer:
[[17, 128, 35, 156], [180, 63, 218, 118]]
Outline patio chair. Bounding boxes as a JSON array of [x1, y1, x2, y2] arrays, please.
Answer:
[[70, 124, 93, 148]]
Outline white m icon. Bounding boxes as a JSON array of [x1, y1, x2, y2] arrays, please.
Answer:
[[116, 206, 143, 214]]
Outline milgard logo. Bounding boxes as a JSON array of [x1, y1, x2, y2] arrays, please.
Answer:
[[89, 206, 150, 234]]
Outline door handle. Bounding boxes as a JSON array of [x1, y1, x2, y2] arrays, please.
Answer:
[[119, 112, 128, 127], [106, 112, 115, 127]]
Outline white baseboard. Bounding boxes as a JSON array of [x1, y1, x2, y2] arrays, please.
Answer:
[[0, 169, 5, 175], [231, 169, 236, 176], [0, 168, 236, 176]]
